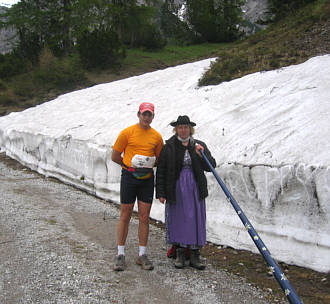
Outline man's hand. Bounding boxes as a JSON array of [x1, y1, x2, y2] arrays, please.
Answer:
[[111, 149, 123, 166]]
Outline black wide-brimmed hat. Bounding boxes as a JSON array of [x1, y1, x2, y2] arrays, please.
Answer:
[[170, 115, 196, 127]]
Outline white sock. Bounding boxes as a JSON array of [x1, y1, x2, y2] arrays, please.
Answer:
[[139, 246, 146, 256], [118, 245, 125, 256]]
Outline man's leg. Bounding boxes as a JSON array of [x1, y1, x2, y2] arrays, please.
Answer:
[[135, 200, 154, 270], [137, 200, 152, 246], [117, 170, 137, 248], [117, 203, 134, 246], [114, 203, 134, 271]]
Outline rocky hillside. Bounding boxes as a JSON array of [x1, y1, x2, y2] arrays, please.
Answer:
[[241, 0, 269, 33], [242, 0, 269, 22], [0, 6, 17, 54]]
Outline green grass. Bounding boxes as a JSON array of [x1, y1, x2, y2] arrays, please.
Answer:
[[124, 43, 226, 66]]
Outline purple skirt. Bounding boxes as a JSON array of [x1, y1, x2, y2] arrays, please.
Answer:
[[165, 166, 206, 248]]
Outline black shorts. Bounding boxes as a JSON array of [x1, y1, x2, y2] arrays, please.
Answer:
[[120, 169, 154, 204]]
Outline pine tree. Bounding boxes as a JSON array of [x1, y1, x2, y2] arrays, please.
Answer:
[[185, 0, 244, 43], [1, 0, 80, 60]]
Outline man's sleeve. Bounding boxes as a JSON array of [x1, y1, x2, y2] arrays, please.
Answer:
[[155, 136, 164, 158], [113, 130, 128, 153]]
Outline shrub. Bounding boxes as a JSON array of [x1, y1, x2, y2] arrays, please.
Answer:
[[0, 92, 16, 106], [0, 53, 28, 79], [269, 0, 318, 20], [198, 51, 252, 86], [34, 48, 87, 90], [12, 75, 35, 98], [269, 57, 281, 69], [0, 80, 7, 91], [135, 24, 167, 50], [77, 28, 126, 69]]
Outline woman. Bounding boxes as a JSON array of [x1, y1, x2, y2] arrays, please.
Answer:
[[156, 115, 216, 270]]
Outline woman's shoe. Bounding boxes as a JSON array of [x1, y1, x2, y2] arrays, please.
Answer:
[[190, 249, 206, 270], [174, 247, 185, 269]]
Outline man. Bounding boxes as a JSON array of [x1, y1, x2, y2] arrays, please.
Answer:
[[111, 102, 163, 271]]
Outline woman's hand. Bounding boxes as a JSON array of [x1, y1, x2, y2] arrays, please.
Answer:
[[195, 143, 204, 157], [159, 197, 166, 204]]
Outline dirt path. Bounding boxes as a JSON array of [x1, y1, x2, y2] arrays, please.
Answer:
[[0, 153, 275, 304], [0, 152, 328, 303]]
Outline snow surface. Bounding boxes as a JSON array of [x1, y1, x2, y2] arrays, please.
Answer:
[[0, 55, 329, 273]]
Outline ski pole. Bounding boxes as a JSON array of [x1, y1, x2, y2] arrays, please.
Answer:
[[200, 149, 303, 304]]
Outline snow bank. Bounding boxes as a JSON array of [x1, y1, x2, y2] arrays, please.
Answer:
[[0, 55, 329, 272]]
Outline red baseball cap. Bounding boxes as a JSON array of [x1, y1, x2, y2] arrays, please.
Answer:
[[139, 102, 155, 114]]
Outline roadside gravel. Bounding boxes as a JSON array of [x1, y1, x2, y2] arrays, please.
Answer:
[[0, 152, 277, 304]]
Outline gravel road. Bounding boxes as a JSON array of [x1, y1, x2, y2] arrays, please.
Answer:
[[0, 152, 276, 304]]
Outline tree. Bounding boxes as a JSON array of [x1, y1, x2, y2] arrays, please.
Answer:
[[1, 0, 79, 61], [185, 0, 244, 43], [110, 1, 166, 49], [160, 0, 199, 45], [76, 27, 125, 69], [1, 1, 41, 63]]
